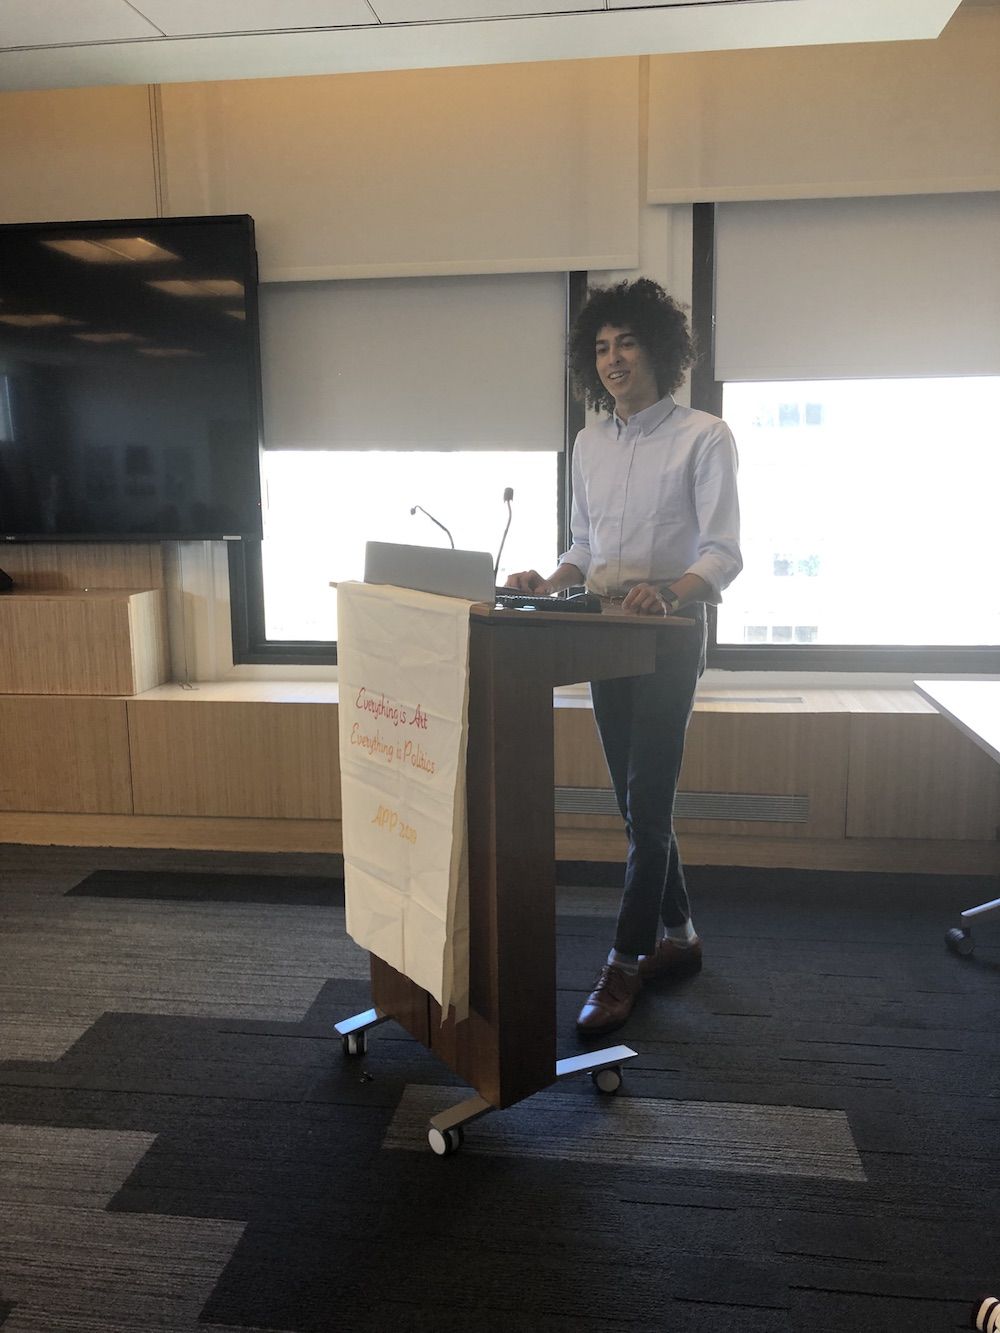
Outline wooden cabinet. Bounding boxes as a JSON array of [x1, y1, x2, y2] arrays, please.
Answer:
[[0, 696, 132, 814], [0, 666, 996, 872], [128, 692, 341, 820], [553, 689, 1000, 875], [0, 590, 168, 695], [554, 699, 851, 840], [847, 712, 1000, 841]]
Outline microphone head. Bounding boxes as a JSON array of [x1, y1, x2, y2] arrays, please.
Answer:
[[409, 506, 417, 515], [503, 487, 514, 503]]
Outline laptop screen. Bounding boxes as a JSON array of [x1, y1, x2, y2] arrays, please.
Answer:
[[363, 541, 495, 603]]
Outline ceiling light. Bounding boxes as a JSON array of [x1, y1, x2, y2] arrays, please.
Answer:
[[138, 347, 200, 357], [0, 312, 83, 327], [43, 237, 181, 264], [199, 279, 244, 297], [147, 278, 244, 298], [73, 331, 142, 343]]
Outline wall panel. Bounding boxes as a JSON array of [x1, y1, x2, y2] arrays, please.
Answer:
[[160, 59, 639, 279], [0, 544, 165, 591], [647, 12, 1000, 203], [0, 85, 157, 223]]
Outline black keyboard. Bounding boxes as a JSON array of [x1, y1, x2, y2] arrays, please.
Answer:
[[494, 589, 602, 614]]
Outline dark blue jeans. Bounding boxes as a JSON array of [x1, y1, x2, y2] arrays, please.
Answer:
[[590, 608, 706, 957]]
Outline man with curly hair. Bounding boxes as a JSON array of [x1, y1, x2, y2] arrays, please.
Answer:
[[507, 277, 742, 1035]]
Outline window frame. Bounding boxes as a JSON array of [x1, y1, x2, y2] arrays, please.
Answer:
[[230, 273, 582, 666], [691, 202, 1000, 675]]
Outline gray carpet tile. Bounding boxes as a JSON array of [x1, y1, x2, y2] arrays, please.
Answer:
[[1, 1205, 247, 1333], [0, 1123, 155, 1207], [0, 1125, 250, 1333], [0, 878, 369, 1063], [383, 1081, 866, 1179]]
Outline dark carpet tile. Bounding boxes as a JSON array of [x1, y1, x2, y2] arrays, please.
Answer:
[[202, 1204, 681, 1333], [67, 867, 346, 905], [2, 852, 998, 1332], [0, 841, 345, 878], [683, 863, 995, 914], [556, 858, 625, 887], [788, 1287, 972, 1333]]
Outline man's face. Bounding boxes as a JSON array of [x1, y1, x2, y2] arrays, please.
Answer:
[[594, 324, 659, 414]]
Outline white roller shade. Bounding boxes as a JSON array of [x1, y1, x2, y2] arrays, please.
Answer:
[[715, 194, 1000, 382], [260, 272, 566, 450]]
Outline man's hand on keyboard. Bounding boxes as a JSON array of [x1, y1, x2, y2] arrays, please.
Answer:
[[505, 570, 553, 595]]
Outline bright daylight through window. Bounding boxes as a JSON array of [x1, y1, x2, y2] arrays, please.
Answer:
[[717, 378, 1000, 650], [260, 451, 559, 641]]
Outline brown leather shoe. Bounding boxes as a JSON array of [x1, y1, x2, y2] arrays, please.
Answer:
[[637, 937, 703, 982], [576, 964, 642, 1035]]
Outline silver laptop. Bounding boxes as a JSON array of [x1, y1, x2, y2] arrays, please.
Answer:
[[364, 541, 495, 603]]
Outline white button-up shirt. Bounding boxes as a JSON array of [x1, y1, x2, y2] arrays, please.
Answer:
[[560, 394, 742, 601]]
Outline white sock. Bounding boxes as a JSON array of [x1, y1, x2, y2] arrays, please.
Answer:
[[664, 919, 698, 947], [607, 948, 640, 974]]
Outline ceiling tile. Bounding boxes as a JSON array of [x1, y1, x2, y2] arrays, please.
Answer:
[[0, 0, 161, 48], [609, 0, 763, 7], [0, 0, 967, 91], [372, 0, 604, 18], [130, 0, 375, 38]]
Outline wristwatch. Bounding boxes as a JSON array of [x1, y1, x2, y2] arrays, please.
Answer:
[[660, 587, 682, 614]]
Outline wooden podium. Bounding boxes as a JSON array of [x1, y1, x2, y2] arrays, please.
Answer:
[[337, 602, 694, 1152]]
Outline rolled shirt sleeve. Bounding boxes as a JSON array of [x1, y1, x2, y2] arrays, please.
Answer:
[[683, 422, 742, 601]]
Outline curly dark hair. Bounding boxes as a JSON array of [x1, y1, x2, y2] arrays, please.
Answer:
[[568, 278, 695, 414]]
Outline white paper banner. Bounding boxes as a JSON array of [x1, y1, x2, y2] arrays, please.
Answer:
[[337, 581, 472, 1021]]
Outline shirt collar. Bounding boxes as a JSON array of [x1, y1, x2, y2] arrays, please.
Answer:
[[612, 393, 677, 437]]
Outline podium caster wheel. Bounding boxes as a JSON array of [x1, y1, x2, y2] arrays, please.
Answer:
[[342, 1031, 367, 1057], [428, 1126, 464, 1157], [946, 927, 974, 957], [592, 1066, 623, 1094]]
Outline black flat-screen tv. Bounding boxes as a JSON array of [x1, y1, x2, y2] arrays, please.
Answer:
[[0, 214, 263, 541]]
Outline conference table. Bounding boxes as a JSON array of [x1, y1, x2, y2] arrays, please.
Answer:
[[914, 679, 1000, 955]]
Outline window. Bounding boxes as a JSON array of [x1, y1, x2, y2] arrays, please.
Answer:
[[259, 450, 559, 642], [716, 377, 1000, 654], [694, 196, 1000, 671], [230, 271, 576, 662]]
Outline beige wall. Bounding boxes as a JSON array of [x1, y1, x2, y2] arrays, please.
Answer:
[[0, 84, 158, 224], [1, 9, 997, 274]]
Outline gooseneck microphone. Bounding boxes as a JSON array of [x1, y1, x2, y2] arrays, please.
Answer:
[[409, 505, 455, 549], [493, 487, 514, 581]]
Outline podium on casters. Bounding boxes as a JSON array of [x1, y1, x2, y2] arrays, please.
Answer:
[[336, 600, 693, 1154]]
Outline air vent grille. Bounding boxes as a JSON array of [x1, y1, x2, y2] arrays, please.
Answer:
[[555, 787, 809, 823]]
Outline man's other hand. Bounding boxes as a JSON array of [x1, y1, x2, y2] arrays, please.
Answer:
[[621, 583, 667, 615], [505, 570, 553, 594]]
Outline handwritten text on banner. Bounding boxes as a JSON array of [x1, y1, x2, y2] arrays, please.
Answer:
[[337, 581, 472, 1020]]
